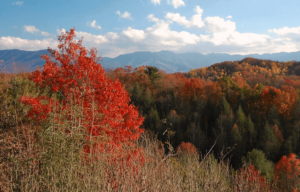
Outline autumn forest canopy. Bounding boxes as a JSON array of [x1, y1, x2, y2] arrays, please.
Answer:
[[2, 28, 300, 191]]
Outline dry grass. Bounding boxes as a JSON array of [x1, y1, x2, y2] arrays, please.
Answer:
[[0, 125, 233, 192]]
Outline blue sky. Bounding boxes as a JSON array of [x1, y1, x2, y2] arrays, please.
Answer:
[[0, 0, 300, 57]]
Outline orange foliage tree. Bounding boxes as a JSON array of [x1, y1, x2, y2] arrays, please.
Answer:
[[278, 85, 299, 118], [261, 85, 298, 119]]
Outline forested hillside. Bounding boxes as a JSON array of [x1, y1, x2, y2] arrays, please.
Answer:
[[107, 58, 300, 169]]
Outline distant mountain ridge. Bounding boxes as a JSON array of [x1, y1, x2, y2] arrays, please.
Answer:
[[0, 49, 49, 72], [1, 49, 300, 73]]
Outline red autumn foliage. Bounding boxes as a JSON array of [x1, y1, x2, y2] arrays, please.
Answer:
[[274, 153, 300, 191], [285, 78, 297, 87], [233, 164, 271, 192], [182, 78, 205, 101], [20, 28, 144, 151]]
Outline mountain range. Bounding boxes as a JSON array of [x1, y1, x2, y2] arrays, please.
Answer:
[[1, 49, 300, 73]]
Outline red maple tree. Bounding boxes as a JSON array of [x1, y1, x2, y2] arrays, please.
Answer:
[[21, 28, 144, 153]]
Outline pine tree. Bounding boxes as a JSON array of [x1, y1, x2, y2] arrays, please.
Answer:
[[231, 123, 244, 168], [261, 122, 277, 159], [236, 105, 246, 134], [144, 88, 153, 108], [221, 96, 230, 115], [131, 82, 142, 106], [248, 114, 257, 149], [267, 105, 280, 126], [144, 66, 162, 86]]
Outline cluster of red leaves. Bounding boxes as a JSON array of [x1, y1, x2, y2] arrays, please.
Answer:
[[177, 142, 198, 156], [274, 153, 300, 191], [20, 96, 55, 121], [285, 78, 297, 87], [261, 86, 280, 98], [181, 77, 221, 104], [20, 28, 144, 152], [234, 164, 271, 192], [182, 78, 205, 101]]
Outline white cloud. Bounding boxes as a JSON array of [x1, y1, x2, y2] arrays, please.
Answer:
[[226, 15, 232, 19], [190, 6, 205, 28], [269, 26, 300, 41], [165, 13, 191, 27], [24, 25, 52, 37], [87, 20, 102, 29], [146, 15, 200, 46], [151, 0, 160, 5], [76, 31, 109, 44], [0, 36, 57, 51], [200, 31, 270, 46], [167, 0, 185, 9], [12, 1, 23, 6], [24, 25, 40, 34], [122, 27, 146, 41], [147, 14, 160, 23], [116, 11, 132, 19], [41, 31, 51, 37], [203, 16, 236, 33], [165, 6, 235, 32], [165, 6, 204, 28], [269, 26, 300, 36]]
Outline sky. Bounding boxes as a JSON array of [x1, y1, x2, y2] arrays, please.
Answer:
[[0, 0, 300, 58]]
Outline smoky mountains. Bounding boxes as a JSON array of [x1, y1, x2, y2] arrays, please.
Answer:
[[1, 49, 300, 73]]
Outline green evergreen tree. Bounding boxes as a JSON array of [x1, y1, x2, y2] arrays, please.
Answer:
[[232, 124, 242, 144], [144, 66, 162, 86], [247, 114, 257, 148], [239, 89, 248, 114], [267, 105, 280, 126], [131, 82, 142, 106], [260, 122, 277, 159], [221, 96, 230, 115], [236, 105, 246, 134], [241, 149, 274, 182], [144, 88, 153, 108], [145, 107, 161, 135], [231, 123, 244, 168]]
